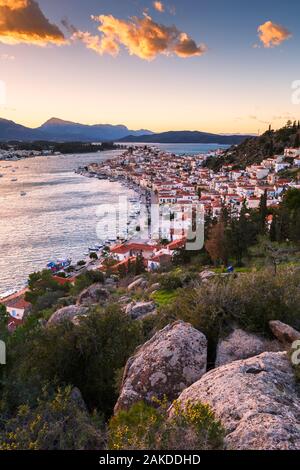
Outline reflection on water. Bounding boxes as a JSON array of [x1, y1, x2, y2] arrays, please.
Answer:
[[0, 150, 135, 293]]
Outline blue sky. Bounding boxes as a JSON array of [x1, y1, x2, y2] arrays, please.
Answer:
[[0, 0, 299, 133]]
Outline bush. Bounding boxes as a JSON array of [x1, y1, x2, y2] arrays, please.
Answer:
[[157, 268, 300, 366], [71, 270, 105, 296], [2, 305, 143, 417], [160, 273, 183, 291], [108, 400, 224, 450], [0, 386, 104, 450]]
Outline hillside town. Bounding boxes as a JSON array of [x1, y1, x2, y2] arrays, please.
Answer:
[[1, 144, 300, 331]]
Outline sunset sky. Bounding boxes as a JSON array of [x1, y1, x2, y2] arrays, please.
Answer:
[[0, 0, 299, 134]]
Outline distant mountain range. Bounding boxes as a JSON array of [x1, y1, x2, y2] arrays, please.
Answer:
[[0, 118, 153, 142], [119, 131, 250, 145], [0, 117, 250, 145]]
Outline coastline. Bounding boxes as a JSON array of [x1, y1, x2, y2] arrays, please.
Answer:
[[0, 149, 127, 295]]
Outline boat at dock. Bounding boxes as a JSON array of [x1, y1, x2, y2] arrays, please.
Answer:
[[47, 258, 72, 273]]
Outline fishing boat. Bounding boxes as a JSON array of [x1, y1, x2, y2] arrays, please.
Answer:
[[47, 258, 72, 273], [88, 247, 98, 253]]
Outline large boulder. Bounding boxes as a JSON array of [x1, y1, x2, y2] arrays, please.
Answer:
[[47, 305, 88, 326], [76, 283, 109, 306], [269, 321, 300, 347], [114, 321, 207, 413], [174, 352, 300, 450], [215, 328, 281, 367], [125, 301, 157, 320]]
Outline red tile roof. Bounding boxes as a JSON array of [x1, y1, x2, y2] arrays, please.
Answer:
[[5, 297, 31, 310], [52, 275, 76, 286]]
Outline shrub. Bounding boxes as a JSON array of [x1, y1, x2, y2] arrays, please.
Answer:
[[160, 273, 183, 291], [3, 305, 143, 417], [0, 386, 104, 450], [157, 268, 300, 365], [71, 270, 105, 296], [108, 400, 224, 450]]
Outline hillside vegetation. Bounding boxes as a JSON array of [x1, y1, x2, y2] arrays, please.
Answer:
[[205, 121, 300, 170]]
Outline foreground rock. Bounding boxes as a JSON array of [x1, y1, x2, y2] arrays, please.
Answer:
[[76, 283, 109, 307], [47, 305, 88, 326], [115, 321, 207, 413], [215, 328, 281, 367], [125, 301, 157, 320], [269, 321, 300, 347], [175, 352, 300, 450]]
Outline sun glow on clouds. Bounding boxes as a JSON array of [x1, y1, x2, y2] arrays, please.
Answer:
[[0, 0, 66, 46], [73, 14, 207, 61], [153, 1, 165, 13], [257, 20, 292, 48]]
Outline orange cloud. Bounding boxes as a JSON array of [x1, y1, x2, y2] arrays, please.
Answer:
[[0, 0, 28, 9], [0, 0, 66, 46], [72, 30, 119, 57], [153, 1, 165, 13], [75, 14, 207, 60], [257, 20, 292, 48]]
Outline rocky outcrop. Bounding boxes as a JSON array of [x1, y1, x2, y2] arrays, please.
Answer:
[[127, 277, 146, 291], [147, 283, 161, 293], [199, 270, 216, 282], [47, 305, 88, 326], [174, 352, 300, 450], [114, 321, 207, 413], [269, 321, 300, 347], [125, 301, 157, 320], [215, 329, 281, 367], [76, 283, 109, 306]]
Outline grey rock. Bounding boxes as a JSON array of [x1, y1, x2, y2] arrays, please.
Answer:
[[269, 321, 300, 347], [47, 305, 88, 326], [125, 301, 157, 320], [147, 283, 161, 293], [127, 278, 145, 291], [199, 270, 216, 281], [216, 328, 282, 367], [76, 283, 109, 306], [174, 352, 300, 450], [114, 321, 207, 413]]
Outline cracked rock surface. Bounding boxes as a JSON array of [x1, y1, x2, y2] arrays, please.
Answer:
[[114, 321, 207, 413], [175, 352, 300, 450]]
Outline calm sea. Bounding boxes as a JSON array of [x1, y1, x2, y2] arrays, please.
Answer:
[[0, 150, 135, 293], [122, 142, 229, 155]]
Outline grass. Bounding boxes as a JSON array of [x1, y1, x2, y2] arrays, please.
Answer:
[[151, 289, 179, 307]]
